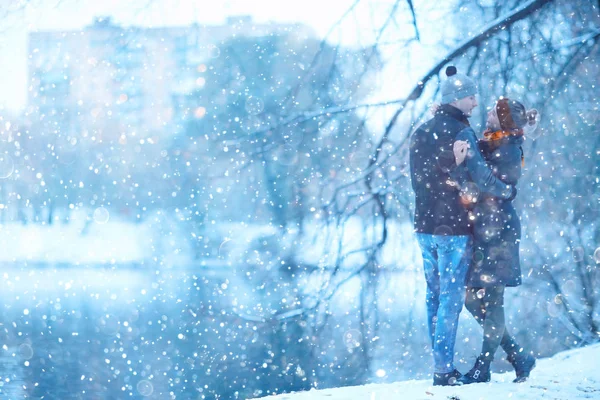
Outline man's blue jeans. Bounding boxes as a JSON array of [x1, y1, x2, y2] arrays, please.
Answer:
[[416, 233, 472, 373]]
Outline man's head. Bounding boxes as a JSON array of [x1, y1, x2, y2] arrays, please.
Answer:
[[451, 95, 478, 118], [441, 66, 478, 117]]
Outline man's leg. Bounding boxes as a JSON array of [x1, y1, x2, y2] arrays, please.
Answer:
[[433, 235, 471, 373], [416, 234, 440, 349]]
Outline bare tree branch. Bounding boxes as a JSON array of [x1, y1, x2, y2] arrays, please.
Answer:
[[376, 0, 554, 159], [537, 32, 600, 111], [406, 0, 420, 41], [224, 98, 405, 146]]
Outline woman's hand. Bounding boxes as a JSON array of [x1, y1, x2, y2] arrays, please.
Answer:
[[453, 140, 470, 166]]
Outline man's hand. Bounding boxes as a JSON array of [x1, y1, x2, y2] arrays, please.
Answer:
[[453, 140, 470, 166]]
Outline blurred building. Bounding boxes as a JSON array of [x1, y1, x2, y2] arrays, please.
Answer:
[[27, 16, 314, 140]]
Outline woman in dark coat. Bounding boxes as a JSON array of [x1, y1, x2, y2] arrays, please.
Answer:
[[456, 98, 538, 384]]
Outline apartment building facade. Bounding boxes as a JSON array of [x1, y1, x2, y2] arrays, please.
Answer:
[[27, 16, 314, 141]]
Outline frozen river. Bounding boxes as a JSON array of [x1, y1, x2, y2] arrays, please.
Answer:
[[0, 264, 242, 399]]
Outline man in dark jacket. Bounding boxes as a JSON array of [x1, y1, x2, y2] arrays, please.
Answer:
[[409, 66, 516, 386]]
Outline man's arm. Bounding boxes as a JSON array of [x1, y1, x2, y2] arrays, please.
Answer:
[[455, 127, 515, 199]]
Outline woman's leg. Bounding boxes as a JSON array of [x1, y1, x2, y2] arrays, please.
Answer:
[[464, 286, 535, 383], [465, 286, 521, 357], [461, 286, 507, 383], [501, 326, 522, 358], [481, 286, 536, 381], [465, 286, 486, 322], [479, 285, 506, 362]]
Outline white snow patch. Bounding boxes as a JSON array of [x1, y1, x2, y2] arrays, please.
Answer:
[[0, 220, 151, 264], [255, 343, 600, 399]]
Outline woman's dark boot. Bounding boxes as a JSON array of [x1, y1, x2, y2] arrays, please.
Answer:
[[507, 352, 536, 383], [459, 357, 491, 384]]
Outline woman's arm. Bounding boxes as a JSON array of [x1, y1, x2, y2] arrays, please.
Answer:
[[453, 127, 516, 199]]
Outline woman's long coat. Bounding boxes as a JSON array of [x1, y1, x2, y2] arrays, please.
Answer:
[[468, 134, 524, 288]]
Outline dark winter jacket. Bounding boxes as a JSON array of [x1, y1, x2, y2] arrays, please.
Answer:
[[409, 105, 514, 236], [468, 134, 524, 287]]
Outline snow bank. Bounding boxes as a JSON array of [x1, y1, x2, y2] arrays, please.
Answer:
[[0, 212, 421, 268], [256, 343, 600, 399], [0, 217, 152, 264]]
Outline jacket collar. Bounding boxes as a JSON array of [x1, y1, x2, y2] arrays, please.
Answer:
[[436, 104, 470, 126]]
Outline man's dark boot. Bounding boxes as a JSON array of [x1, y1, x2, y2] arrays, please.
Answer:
[[507, 352, 536, 383], [459, 357, 491, 384], [433, 369, 463, 386]]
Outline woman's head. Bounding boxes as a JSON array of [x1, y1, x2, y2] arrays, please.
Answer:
[[486, 97, 539, 133], [486, 106, 501, 130]]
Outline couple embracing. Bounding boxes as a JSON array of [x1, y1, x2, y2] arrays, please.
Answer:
[[409, 66, 539, 386]]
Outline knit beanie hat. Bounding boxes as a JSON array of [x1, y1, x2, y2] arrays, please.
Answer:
[[496, 97, 538, 132], [441, 66, 478, 104]]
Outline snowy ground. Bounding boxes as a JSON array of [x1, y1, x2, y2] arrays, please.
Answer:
[[0, 213, 421, 270], [256, 343, 600, 400], [0, 211, 152, 264]]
